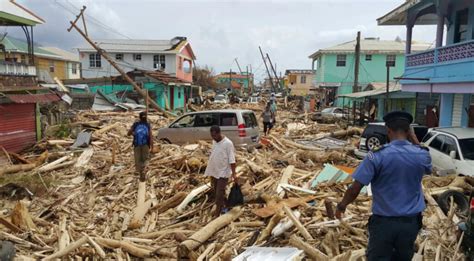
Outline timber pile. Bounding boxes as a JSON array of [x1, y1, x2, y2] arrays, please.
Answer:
[[0, 108, 468, 260]]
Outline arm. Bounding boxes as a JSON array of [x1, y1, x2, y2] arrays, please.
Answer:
[[127, 123, 135, 136], [230, 163, 237, 181], [335, 181, 363, 219], [408, 128, 420, 145], [148, 125, 153, 152]]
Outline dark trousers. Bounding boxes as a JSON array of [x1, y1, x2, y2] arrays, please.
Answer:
[[263, 121, 272, 135], [211, 177, 228, 217], [367, 214, 422, 261]]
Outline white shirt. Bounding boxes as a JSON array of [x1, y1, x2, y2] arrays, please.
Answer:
[[204, 137, 236, 178]]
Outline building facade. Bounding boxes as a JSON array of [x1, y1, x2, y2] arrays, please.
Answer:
[[214, 72, 254, 95], [309, 38, 431, 106], [77, 37, 196, 83], [285, 69, 315, 96], [379, 0, 474, 127]]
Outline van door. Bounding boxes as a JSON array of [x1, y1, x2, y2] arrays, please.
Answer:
[[167, 114, 197, 144], [427, 134, 446, 171], [219, 113, 239, 143], [439, 135, 460, 173], [242, 112, 260, 143], [193, 113, 219, 142]]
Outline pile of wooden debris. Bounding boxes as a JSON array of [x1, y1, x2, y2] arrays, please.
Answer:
[[0, 108, 468, 260]]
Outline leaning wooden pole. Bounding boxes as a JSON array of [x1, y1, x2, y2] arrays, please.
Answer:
[[68, 11, 172, 118]]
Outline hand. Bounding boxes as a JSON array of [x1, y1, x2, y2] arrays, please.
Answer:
[[232, 174, 237, 183], [335, 209, 344, 220]]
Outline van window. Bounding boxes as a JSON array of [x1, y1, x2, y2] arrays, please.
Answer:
[[429, 134, 444, 151], [421, 131, 434, 143], [194, 113, 219, 127], [220, 113, 238, 126], [172, 114, 195, 128], [243, 112, 258, 128]]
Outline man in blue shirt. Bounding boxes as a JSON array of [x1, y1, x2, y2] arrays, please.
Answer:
[[127, 111, 153, 181], [335, 111, 432, 261]]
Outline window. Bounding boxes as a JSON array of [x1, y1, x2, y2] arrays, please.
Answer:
[[71, 63, 77, 74], [422, 132, 435, 143], [454, 8, 469, 43], [183, 60, 191, 73], [365, 54, 372, 61], [115, 53, 123, 60], [49, 61, 55, 73], [194, 113, 219, 127], [289, 75, 297, 84], [429, 134, 444, 151], [89, 53, 101, 68], [300, 75, 307, 84], [133, 54, 142, 61], [459, 138, 474, 160], [243, 112, 258, 128], [336, 55, 346, 67], [153, 55, 166, 70], [441, 136, 459, 159], [172, 114, 196, 128], [20, 55, 26, 64], [178, 91, 181, 99], [386, 55, 396, 67], [220, 113, 238, 126]]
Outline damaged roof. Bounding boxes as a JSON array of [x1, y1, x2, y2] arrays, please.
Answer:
[[112, 69, 191, 85], [0, 0, 44, 26]]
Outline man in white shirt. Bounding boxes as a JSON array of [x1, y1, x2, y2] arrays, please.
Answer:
[[204, 125, 237, 217]]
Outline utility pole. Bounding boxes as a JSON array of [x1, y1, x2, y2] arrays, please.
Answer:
[[246, 65, 250, 96], [353, 31, 361, 125], [67, 6, 172, 117], [385, 64, 390, 113], [259, 46, 275, 92], [229, 69, 232, 91], [266, 53, 281, 92], [234, 58, 243, 74]]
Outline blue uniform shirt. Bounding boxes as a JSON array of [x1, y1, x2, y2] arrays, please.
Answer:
[[352, 140, 432, 217]]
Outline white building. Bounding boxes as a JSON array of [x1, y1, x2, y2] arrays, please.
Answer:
[[77, 37, 196, 82]]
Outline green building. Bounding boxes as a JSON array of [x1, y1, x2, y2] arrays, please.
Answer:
[[215, 72, 254, 95], [308, 37, 431, 107]]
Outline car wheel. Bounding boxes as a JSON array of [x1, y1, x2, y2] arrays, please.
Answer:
[[366, 135, 384, 151], [436, 190, 469, 217]]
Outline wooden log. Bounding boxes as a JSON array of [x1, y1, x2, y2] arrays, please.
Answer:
[[43, 236, 88, 260], [74, 148, 94, 168], [277, 165, 295, 198], [0, 217, 23, 233], [47, 140, 74, 146], [282, 205, 313, 240], [150, 191, 186, 212], [137, 181, 146, 206], [197, 243, 216, 261], [9, 152, 32, 164], [10, 201, 36, 231], [289, 235, 329, 261], [128, 199, 153, 229], [178, 207, 243, 258], [37, 154, 72, 172], [257, 212, 283, 243], [0, 163, 36, 175], [94, 237, 153, 258], [281, 139, 324, 151], [95, 122, 122, 134], [58, 216, 70, 251], [39, 160, 76, 173], [84, 234, 106, 259], [176, 183, 211, 213]]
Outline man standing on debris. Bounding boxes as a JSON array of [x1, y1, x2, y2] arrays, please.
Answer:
[[335, 111, 431, 261], [128, 111, 153, 181], [205, 125, 237, 217]]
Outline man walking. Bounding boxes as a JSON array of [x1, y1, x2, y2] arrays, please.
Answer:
[[335, 111, 432, 261], [204, 125, 237, 217], [128, 111, 152, 182], [261, 103, 274, 136]]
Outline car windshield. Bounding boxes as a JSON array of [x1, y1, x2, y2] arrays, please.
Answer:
[[322, 108, 332, 113], [459, 138, 474, 160], [215, 95, 226, 100]]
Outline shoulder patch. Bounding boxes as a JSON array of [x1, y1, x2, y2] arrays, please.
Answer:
[[367, 151, 375, 160]]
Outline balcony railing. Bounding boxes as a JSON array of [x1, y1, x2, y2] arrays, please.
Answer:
[[0, 61, 37, 76], [406, 39, 474, 67]]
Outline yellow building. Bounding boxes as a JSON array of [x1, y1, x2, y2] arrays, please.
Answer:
[[285, 69, 315, 96], [0, 36, 80, 81]]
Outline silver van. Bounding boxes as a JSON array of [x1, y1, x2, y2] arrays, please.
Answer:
[[157, 109, 260, 148]]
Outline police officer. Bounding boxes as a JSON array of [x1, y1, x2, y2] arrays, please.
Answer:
[[335, 111, 432, 261]]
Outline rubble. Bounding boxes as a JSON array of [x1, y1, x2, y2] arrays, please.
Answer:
[[0, 105, 468, 260]]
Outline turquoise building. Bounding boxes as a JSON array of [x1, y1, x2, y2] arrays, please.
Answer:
[[215, 72, 254, 95], [379, 0, 474, 128], [309, 38, 431, 107]]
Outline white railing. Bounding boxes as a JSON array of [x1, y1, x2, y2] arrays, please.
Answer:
[[0, 61, 37, 76]]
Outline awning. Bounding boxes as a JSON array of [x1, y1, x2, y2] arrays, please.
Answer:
[[5, 93, 61, 104], [377, 0, 437, 26], [339, 83, 401, 99]]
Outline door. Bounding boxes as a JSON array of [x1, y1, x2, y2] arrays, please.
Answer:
[[425, 105, 439, 128], [193, 113, 219, 142], [439, 135, 459, 172], [452, 94, 463, 126], [166, 114, 197, 144], [169, 86, 175, 110], [427, 134, 446, 171], [468, 105, 474, 128], [0, 103, 36, 153]]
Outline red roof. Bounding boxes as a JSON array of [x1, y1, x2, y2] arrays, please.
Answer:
[[6, 93, 61, 104]]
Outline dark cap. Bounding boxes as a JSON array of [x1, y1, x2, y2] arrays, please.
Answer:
[[383, 111, 413, 124], [139, 111, 147, 118]]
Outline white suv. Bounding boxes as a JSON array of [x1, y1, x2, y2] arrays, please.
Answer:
[[422, 128, 474, 176]]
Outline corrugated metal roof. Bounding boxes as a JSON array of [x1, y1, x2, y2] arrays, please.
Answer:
[[6, 93, 61, 104], [285, 69, 314, 75], [0, 0, 44, 26], [309, 38, 432, 58], [78, 38, 185, 53], [338, 82, 401, 99], [0, 36, 64, 59], [40, 47, 80, 62]]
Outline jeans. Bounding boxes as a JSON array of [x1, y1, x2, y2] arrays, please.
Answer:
[[211, 177, 228, 217], [367, 214, 422, 261]]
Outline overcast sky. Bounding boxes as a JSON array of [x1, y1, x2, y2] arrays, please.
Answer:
[[10, 0, 436, 82]]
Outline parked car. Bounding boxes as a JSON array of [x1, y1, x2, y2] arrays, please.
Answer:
[[421, 127, 474, 176], [248, 96, 262, 104], [213, 94, 229, 104], [311, 107, 347, 122], [354, 122, 428, 159], [157, 109, 260, 148]]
